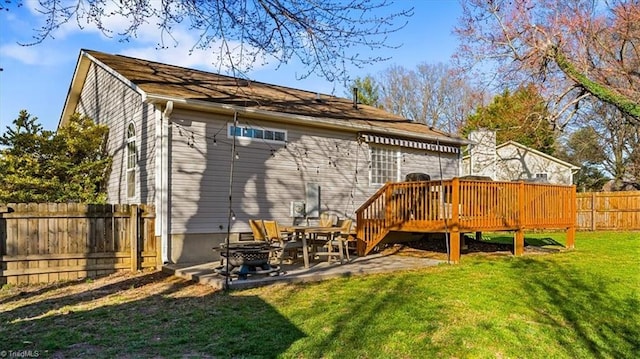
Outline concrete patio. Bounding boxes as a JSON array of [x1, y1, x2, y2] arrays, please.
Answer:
[[163, 253, 444, 290]]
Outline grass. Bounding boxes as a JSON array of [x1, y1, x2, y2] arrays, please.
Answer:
[[1, 231, 638, 358]]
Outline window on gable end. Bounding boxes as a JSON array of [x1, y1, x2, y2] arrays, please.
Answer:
[[127, 123, 137, 198]]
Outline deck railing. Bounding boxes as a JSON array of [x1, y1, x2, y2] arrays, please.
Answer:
[[356, 178, 576, 259]]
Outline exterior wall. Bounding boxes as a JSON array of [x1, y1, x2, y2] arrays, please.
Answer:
[[401, 147, 459, 181], [495, 144, 574, 184], [75, 62, 156, 204], [167, 109, 460, 263]]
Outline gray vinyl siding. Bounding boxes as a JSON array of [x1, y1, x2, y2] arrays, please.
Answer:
[[169, 109, 460, 235], [74, 62, 156, 204], [495, 145, 573, 185]]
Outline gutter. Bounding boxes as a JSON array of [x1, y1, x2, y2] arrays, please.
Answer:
[[145, 94, 471, 146]]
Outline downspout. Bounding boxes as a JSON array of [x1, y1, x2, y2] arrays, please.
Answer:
[[159, 101, 173, 263]]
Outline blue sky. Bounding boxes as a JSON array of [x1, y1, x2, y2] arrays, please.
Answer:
[[0, 1, 461, 133]]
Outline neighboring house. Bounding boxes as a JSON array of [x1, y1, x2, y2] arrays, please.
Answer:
[[60, 49, 468, 264], [462, 129, 580, 185]]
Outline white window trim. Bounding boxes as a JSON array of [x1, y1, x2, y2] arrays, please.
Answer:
[[227, 123, 287, 144], [369, 145, 401, 186], [535, 172, 549, 180], [126, 122, 137, 199]]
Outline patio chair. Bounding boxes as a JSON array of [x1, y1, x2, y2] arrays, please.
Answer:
[[325, 218, 353, 262], [249, 219, 282, 262], [319, 212, 337, 227], [263, 220, 304, 266], [249, 219, 267, 241]]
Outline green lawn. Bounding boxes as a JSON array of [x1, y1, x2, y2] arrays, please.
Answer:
[[1, 231, 638, 358]]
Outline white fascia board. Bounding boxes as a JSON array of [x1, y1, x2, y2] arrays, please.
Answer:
[[59, 50, 148, 128], [497, 141, 580, 170]]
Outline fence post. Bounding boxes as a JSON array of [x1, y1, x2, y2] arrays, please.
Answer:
[[130, 204, 140, 271], [591, 192, 596, 231], [514, 181, 525, 256], [567, 186, 577, 249]]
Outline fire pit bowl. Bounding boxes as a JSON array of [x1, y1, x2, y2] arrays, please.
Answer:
[[221, 245, 271, 267], [214, 242, 280, 279]]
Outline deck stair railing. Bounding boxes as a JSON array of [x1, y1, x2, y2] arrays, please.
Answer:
[[355, 178, 576, 257]]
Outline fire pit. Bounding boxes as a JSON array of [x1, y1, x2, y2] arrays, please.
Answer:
[[214, 242, 280, 280]]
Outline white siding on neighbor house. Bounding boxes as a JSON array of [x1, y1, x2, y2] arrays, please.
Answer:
[[496, 145, 573, 184], [168, 109, 460, 235], [75, 62, 156, 204]]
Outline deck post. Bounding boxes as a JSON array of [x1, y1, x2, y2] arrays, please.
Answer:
[[449, 231, 461, 264], [566, 226, 575, 249], [449, 178, 461, 263], [514, 229, 524, 256]]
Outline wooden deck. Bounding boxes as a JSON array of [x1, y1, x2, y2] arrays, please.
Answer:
[[355, 178, 576, 262]]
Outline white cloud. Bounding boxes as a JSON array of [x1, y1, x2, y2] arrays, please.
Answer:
[[0, 43, 67, 66]]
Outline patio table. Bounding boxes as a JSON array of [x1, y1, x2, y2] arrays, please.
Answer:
[[283, 226, 342, 268]]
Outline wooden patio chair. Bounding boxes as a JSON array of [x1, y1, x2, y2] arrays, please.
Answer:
[[326, 218, 353, 262], [319, 212, 337, 227], [249, 219, 267, 242], [262, 220, 304, 266]]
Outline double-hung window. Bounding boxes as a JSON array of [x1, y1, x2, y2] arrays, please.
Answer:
[[370, 146, 400, 185], [127, 123, 136, 198]]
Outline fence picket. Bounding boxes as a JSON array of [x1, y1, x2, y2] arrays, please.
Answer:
[[0, 203, 157, 285], [576, 191, 640, 230]]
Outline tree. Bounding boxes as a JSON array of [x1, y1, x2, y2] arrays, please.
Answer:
[[1, 0, 413, 84], [555, 127, 609, 192], [348, 75, 381, 107], [377, 62, 484, 132], [461, 84, 557, 155], [0, 111, 111, 203], [573, 165, 610, 192], [0, 110, 56, 202], [50, 114, 112, 203], [575, 101, 640, 184], [455, 0, 640, 126]]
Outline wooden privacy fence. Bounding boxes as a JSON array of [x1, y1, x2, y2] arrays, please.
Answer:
[[576, 191, 640, 230], [0, 203, 158, 285]]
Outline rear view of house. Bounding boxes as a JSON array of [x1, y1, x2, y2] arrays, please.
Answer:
[[60, 49, 468, 264]]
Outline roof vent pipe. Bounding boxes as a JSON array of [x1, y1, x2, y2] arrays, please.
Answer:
[[353, 87, 358, 109]]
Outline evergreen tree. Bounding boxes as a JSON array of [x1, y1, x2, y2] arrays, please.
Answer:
[[0, 111, 111, 203], [348, 75, 382, 108], [461, 84, 557, 155], [0, 110, 56, 202]]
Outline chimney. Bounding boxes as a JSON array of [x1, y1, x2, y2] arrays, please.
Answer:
[[468, 129, 496, 179], [352, 87, 359, 109]]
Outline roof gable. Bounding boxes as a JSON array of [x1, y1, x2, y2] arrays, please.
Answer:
[[496, 141, 580, 170]]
